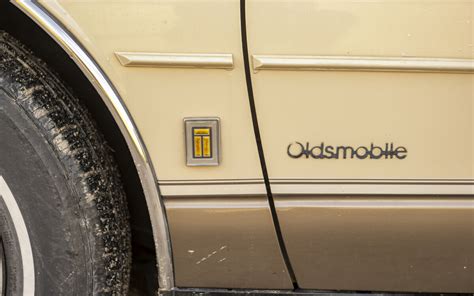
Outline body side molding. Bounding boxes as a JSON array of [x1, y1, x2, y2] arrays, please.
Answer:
[[13, 1, 174, 290], [115, 52, 234, 69], [252, 55, 474, 73]]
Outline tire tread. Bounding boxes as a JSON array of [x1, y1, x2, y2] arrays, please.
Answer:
[[0, 31, 131, 295]]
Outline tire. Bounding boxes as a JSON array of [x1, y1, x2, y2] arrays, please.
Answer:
[[0, 32, 131, 295]]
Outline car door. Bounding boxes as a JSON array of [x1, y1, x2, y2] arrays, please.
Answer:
[[37, 0, 294, 290], [245, 0, 473, 293]]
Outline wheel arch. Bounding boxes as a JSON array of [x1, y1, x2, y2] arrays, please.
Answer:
[[0, 0, 173, 290]]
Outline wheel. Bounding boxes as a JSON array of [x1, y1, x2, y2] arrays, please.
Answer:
[[0, 32, 131, 295]]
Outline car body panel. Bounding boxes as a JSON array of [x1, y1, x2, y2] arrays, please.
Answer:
[[246, 0, 473, 292], [37, 0, 291, 290], [40, 0, 264, 183], [166, 196, 292, 289], [246, 0, 473, 182], [17, 0, 474, 293], [276, 196, 474, 292]]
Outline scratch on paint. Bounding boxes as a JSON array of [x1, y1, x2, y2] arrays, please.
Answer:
[[196, 245, 228, 265]]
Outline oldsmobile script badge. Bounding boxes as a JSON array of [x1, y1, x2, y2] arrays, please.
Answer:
[[287, 142, 407, 160]]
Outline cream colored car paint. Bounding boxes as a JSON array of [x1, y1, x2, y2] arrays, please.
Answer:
[[245, 0, 474, 292], [246, 0, 474, 182], [37, 0, 291, 290], [40, 0, 473, 185], [40, 0, 263, 184], [30, 0, 474, 292]]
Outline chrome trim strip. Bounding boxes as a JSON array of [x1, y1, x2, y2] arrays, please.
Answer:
[[271, 183, 474, 195], [13, 1, 174, 290], [115, 52, 234, 69], [160, 183, 266, 197], [252, 55, 474, 73], [275, 198, 474, 209], [0, 176, 35, 296]]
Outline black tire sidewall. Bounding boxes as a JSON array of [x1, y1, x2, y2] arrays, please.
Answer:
[[0, 89, 91, 295], [0, 195, 23, 296]]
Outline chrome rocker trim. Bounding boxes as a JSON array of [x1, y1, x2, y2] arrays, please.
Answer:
[[13, 1, 174, 290]]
